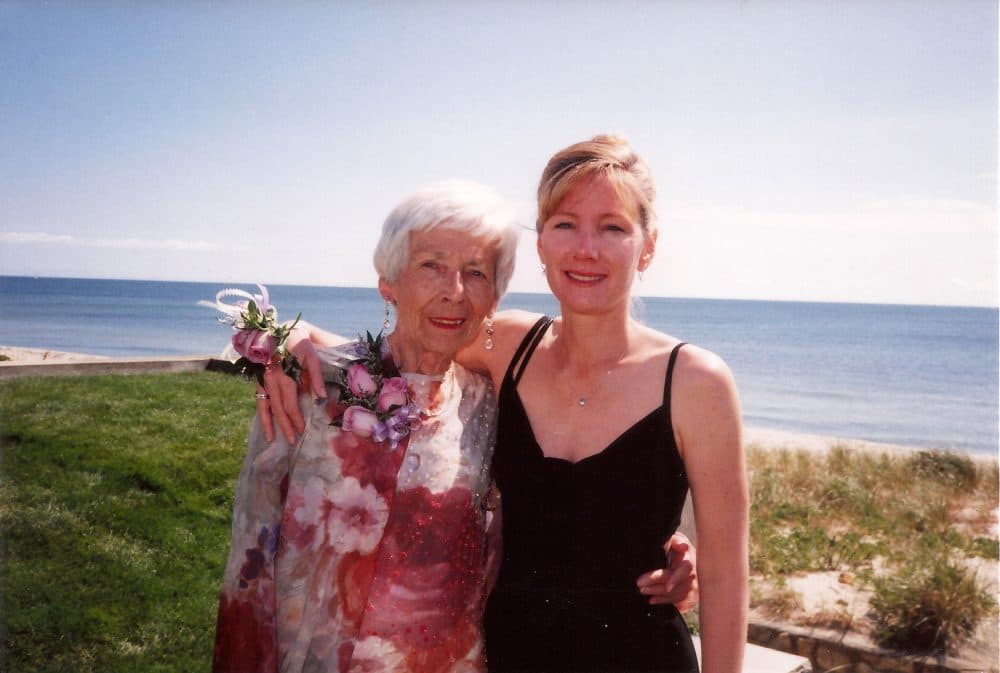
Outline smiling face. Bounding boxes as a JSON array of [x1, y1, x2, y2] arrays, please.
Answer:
[[379, 227, 499, 373], [537, 173, 656, 316]]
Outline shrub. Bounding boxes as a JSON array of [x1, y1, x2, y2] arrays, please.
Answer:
[[870, 557, 995, 653], [906, 450, 979, 491], [970, 536, 999, 560]]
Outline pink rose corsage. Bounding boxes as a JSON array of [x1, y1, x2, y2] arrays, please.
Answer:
[[200, 284, 301, 384], [330, 331, 420, 448]]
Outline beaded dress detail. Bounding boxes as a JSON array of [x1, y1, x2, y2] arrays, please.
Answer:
[[213, 340, 497, 673]]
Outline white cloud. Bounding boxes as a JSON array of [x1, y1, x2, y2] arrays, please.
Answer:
[[0, 231, 217, 251], [0, 232, 75, 244]]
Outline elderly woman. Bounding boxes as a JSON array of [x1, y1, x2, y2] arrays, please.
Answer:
[[213, 181, 518, 673], [264, 135, 747, 673]]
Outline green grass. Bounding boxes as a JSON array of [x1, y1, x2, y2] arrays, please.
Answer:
[[3, 375, 997, 667], [1, 373, 253, 673]]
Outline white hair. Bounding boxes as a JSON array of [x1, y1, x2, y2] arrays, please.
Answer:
[[373, 180, 520, 300]]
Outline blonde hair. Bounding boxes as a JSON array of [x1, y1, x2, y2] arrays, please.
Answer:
[[536, 134, 657, 237]]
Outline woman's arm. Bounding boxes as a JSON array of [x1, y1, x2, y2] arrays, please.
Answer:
[[262, 311, 543, 442], [673, 347, 748, 673]]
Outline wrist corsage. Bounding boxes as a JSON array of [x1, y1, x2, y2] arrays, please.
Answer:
[[329, 331, 420, 448], [200, 284, 302, 384]]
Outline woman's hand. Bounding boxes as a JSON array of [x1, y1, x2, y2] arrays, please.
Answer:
[[257, 331, 326, 444], [635, 532, 699, 611]]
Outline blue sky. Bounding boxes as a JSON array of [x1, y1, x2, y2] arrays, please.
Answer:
[[2, 1, 996, 306]]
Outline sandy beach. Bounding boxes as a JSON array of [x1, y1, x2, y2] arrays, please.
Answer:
[[0, 345, 110, 363]]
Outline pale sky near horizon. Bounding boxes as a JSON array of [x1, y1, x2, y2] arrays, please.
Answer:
[[2, 2, 997, 307]]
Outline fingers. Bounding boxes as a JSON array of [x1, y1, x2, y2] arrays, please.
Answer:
[[264, 367, 299, 444], [664, 538, 691, 568], [664, 558, 694, 594], [256, 385, 275, 444], [307, 351, 325, 399], [635, 532, 700, 608], [279, 370, 304, 433], [636, 568, 665, 591], [637, 567, 678, 605], [636, 563, 697, 606], [293, 340, 326, 399]]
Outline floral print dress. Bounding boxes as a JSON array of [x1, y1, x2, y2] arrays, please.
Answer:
[[213, 342, 497, 673]]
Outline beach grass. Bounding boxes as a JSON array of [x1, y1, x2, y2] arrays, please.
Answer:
[[747, 442, 998, 653], [0, 372, 252, 673], [749, 443, 998, 574]]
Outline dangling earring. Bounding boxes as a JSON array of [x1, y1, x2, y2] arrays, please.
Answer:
[[484, 316, 495, 351], [638, 270, 644, 281], [541, 263, 546, 273], [383, 299, 392, 331]]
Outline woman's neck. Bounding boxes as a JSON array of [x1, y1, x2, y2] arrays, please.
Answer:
[[386, 332, 454, 376], [553, 306, 637, 371]]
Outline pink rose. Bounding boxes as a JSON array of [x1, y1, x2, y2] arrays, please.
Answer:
[[376, 377, 408, 412], [346, 363, 378, 397], [232, 329, 277, 365], [342, 406, 380, 438]]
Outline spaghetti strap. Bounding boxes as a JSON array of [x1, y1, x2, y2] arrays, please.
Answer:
[[662, 342, 687, 433], [503, 316, 554, 386]]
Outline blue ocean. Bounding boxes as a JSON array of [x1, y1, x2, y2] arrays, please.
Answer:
[[2, 276, 997, 455]]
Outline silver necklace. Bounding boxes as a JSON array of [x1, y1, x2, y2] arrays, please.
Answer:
[[573, 348, 629, 407]]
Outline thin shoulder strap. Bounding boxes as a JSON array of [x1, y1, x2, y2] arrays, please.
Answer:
[[504, 316, 554, 386], [662, 342, 687, 430]]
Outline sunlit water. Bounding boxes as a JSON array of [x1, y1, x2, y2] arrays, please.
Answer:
[[2, 276, 996, 454]]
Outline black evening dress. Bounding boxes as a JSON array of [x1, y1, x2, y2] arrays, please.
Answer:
[[485, 317, 699, 673]]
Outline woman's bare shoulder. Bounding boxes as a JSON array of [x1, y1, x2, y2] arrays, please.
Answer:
[[673, 343, 736, 397], [493, 309, 548, 331], [634, 324, 731, 379], [455, 309, 547, 383], [671, 344, 740, 439]]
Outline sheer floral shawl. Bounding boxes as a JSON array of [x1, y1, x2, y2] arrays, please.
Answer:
[[213, 342, 497, 673]]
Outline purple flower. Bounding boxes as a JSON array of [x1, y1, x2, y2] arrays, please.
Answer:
[[342, 405, 379, 438], [377, 376, 408, 412], [232, 329, 277, 365], [344, 342, 370, 359], [346, 363, 378, 398]]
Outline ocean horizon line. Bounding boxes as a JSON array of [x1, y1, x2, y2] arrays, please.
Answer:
[[3, 274, 997, 311]]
